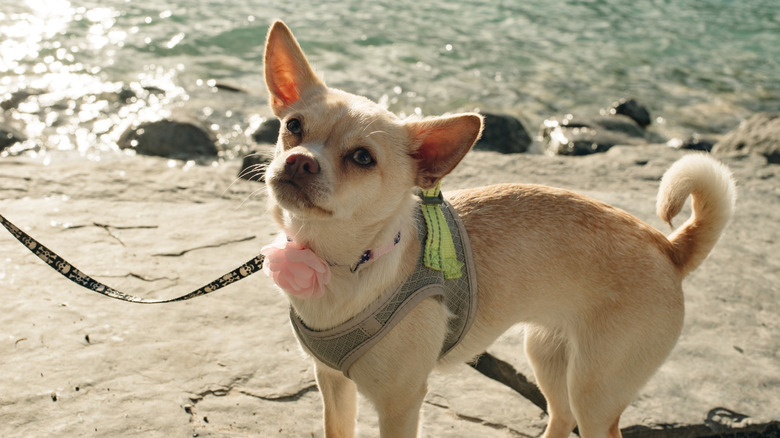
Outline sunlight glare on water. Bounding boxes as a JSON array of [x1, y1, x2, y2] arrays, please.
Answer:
[[0, 0, 778, 161], [0, 0, 75, 74]]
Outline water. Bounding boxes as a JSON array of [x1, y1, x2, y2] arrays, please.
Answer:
[[2, 0, 779, 161]]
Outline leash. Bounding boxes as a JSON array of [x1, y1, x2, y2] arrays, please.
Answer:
[[0, 213, 264, 304]]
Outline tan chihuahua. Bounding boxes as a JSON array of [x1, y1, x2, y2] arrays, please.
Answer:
[[260, 20, 736, 438]]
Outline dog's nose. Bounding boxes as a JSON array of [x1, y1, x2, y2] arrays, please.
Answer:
[[285, 153, 320, 177]]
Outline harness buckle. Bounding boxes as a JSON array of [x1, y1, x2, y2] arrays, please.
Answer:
[[420, 191, 444, 205]]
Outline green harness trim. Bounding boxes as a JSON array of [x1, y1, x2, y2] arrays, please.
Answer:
[[420, 181, 463, 279]]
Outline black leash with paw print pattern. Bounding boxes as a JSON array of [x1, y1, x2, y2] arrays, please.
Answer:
[[1, 213, 265, 303]]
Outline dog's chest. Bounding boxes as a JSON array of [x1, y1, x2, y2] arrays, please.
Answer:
[[290, 200, 478, 377]]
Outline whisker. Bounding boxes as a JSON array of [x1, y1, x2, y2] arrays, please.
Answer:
[[236, 187, 268, 210], [223, 162, 270, 197], [237, 163, 265, 179]]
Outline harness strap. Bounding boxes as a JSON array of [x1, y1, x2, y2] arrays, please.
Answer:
[[420, 181, 463, 279], [290, 198, 478, 377], [0, 213, 264, 303]]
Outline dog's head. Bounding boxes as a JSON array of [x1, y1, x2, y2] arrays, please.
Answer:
[[263, 21, 483, 230]]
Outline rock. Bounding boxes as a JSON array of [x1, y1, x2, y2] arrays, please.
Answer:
[[473, 113, 532, 154], [713, 113, 780, 164], [0, 89, 44, 111], [142, 86, 166, 96], [608, 98, 651, 128], [667, 134, 715, 152], [541, 114, 646, 156], [238, 150, 274, 182], [117, 88, 137, 104], [97, 88, 138, 106], [214, 83, 245, 93], [251, 118, 281, 145], [118, 118, 218, 159], [0, 117, 26, 150]]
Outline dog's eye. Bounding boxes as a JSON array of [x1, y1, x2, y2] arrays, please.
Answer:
[[351, 148, 375, 166], [286, 118, 302, 135]]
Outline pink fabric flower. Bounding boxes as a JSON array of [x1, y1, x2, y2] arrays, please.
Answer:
[[260, 238, 331, 299]]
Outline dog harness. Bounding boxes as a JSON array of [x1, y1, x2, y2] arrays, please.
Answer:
[[289, 199, 478, 378]]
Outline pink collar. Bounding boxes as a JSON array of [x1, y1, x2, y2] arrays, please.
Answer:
[[349, 231, 402, 272], [260, 231, 402, 299]]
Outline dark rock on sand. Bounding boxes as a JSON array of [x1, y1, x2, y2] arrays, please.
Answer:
[[252, 118, 281, 145], [0, 89, 44, 111], [473, 113, 532, 154], [713, 113, 780, 164], [667, 134, 715, 152], [142, 86, 166, 96], [117, 88, 138, 104], [0, 118, 26, 150], [214, 82, 246, 93], [541, 114, 646, 156], [118, 118, 218, 159], [609, 98, 651, 128], [238, 150, 274, 182]]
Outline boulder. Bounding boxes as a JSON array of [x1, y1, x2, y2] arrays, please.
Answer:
[[0, 118, 26, 150], [252, 118, 281, 145], [473, 113, 532, 154], [667, 134, 715, 152], [214, 82, 246, 93], [0, 89, 44, 111], [118, 118, 218, 159], [608, 98, 651, 128], [238, 150, 274, 182], [713, 113, 780, 164], [117, 88, 137, 104], [541, 114, 646, 156]]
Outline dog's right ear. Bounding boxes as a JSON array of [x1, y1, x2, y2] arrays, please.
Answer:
[[264, 20, 325, 116], [407, 113, 484, 189]]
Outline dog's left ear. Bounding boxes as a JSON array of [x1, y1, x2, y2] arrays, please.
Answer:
[[407, 113, 484, 189], [264, 20, 325, 116]]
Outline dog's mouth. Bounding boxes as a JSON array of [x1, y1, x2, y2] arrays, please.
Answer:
[[269, 178, 333, 217]]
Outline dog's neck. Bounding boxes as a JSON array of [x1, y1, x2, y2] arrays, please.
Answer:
[[273, 195, 421, 330]]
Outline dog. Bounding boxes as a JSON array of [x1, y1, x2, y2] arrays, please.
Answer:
[[259, 20, 736, 438]]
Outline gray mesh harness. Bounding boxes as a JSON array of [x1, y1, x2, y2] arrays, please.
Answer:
[[290, 200, 478, 378]]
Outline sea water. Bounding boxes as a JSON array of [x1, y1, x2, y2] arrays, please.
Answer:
[[1, 0, 779, 160]]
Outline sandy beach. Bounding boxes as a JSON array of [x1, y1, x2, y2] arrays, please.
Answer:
[[1, 143, 778, 437]]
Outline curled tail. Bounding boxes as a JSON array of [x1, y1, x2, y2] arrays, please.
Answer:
[[657, 154, 737, 277]]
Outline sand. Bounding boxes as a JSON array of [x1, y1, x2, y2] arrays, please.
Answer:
[[1, 145, 778, 437]]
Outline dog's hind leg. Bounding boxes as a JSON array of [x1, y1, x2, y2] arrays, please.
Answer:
[[525, 326, 577, 438], [316, 362, 358, 438], [564, 286, 684, 438], [564, 329, 655, 438], [566, 370, 626, 438]]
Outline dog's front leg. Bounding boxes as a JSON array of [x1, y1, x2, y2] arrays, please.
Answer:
[[373, 381, 428, 437], [315, 361, 358, 438], [350, 298, 449, 437]]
